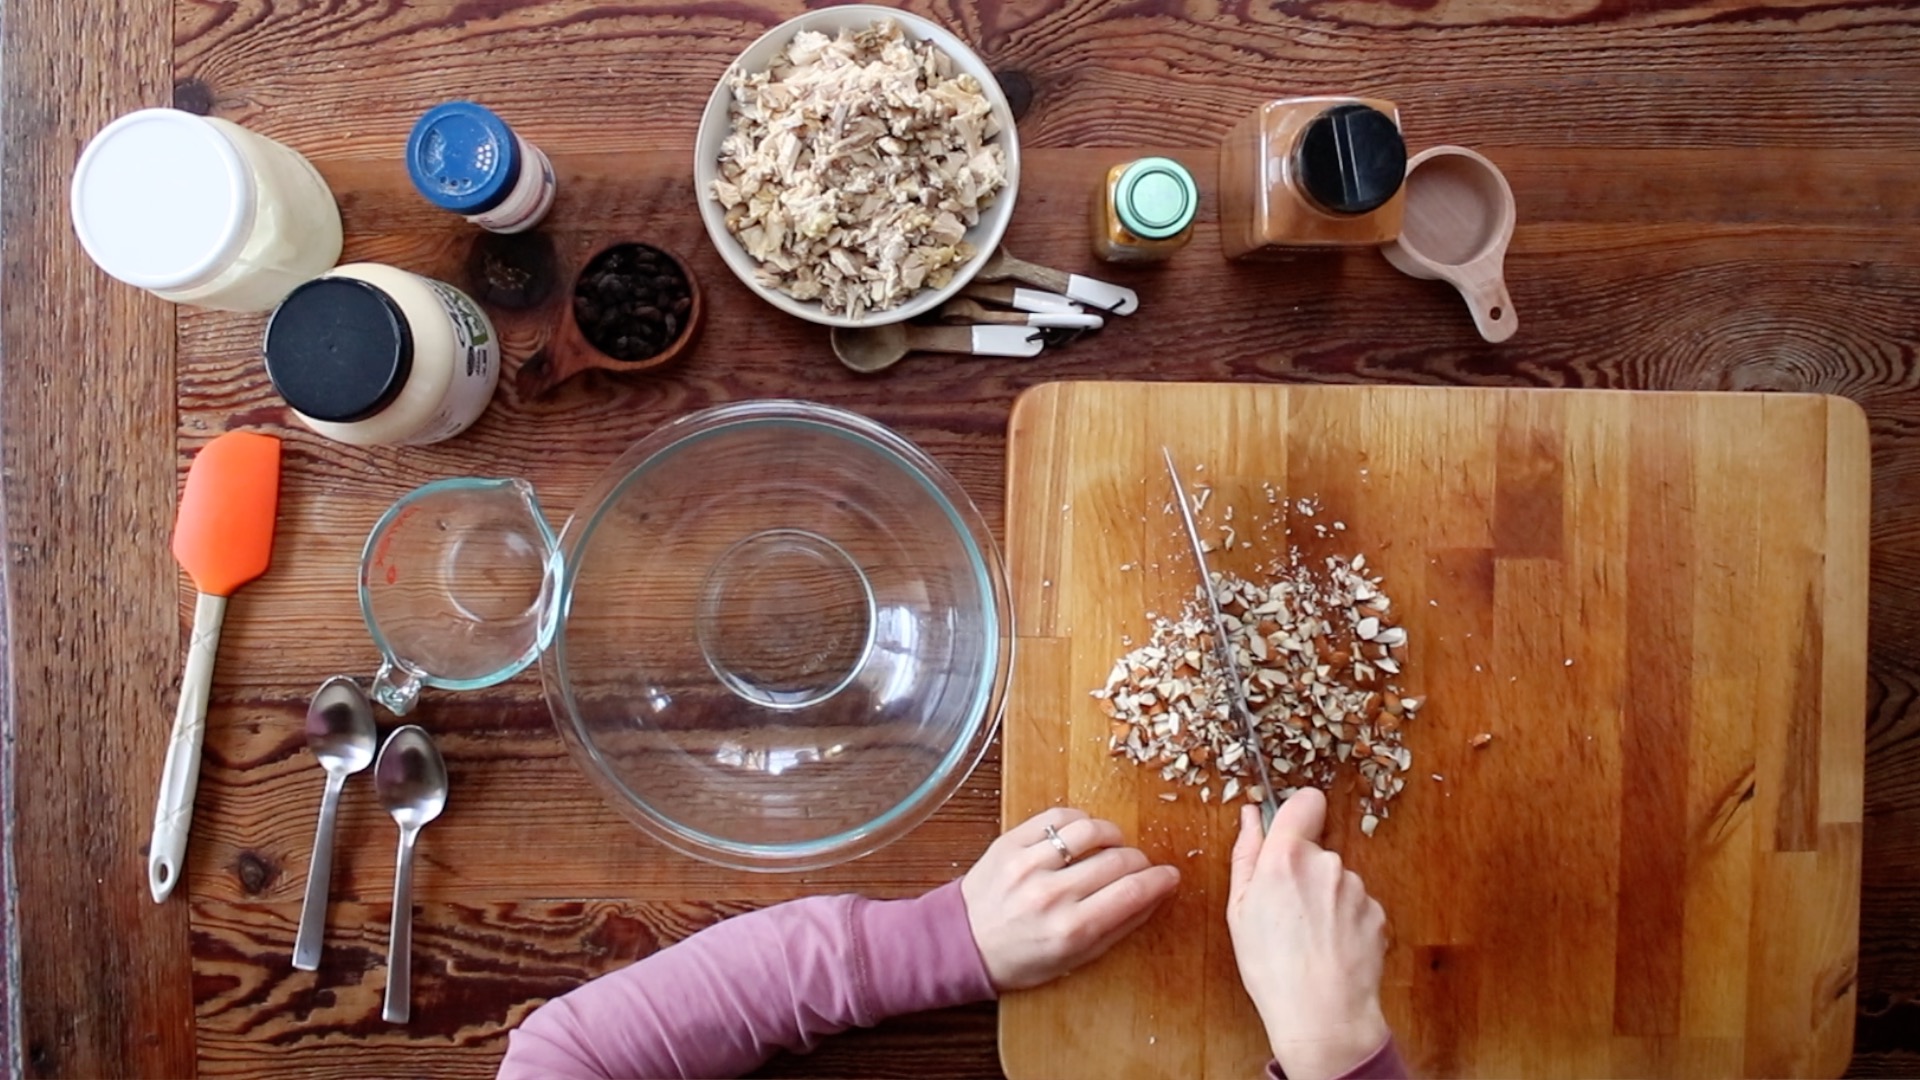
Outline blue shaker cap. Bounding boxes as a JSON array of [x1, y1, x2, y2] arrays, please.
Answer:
[[406, 101, 521, 214]]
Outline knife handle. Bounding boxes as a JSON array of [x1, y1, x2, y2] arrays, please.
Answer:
[[149, 590, 226, 902]]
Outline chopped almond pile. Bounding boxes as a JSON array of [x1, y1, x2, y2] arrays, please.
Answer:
[[1095, 552, 1421, 836]]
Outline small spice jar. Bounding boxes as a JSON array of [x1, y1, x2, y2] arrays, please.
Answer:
[[1092, 157, 1198, 263], [70, 108, 343, 312], [1219, 97, 1408, 258], [263, 262, 501, 446], [406, 102, 556, 234]]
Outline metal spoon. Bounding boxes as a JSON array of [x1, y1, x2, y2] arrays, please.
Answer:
[[291, 676, 378, 971], [831, 323, 1043, 374], [374, 724, 448, 1024]]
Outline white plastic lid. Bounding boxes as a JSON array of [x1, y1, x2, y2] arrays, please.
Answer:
[[70, 108, 254, 291]]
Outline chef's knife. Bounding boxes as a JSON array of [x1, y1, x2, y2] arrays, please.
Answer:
[[1163, 447, 1280, 830]]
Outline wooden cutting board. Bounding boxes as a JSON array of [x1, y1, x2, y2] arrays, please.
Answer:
[[1001, 382, 1866, 1079]]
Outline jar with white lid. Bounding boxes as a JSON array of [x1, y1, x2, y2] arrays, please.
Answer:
[[406, 102, 556, 234], [70, 108, 343, 312], [263, 263, 501, 447]]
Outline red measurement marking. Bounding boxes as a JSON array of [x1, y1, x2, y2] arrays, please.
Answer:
[[372, 506, 420, 569]]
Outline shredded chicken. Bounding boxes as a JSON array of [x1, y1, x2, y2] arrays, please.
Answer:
[[712, 20, 1008, 318]]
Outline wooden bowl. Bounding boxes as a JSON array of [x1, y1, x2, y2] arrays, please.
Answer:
[[1381, 146, 1518, 343], [516, 240, 703, 398]]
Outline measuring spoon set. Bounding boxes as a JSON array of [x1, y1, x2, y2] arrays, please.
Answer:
[[292, 676, 448, 1024], [831, 247, 1140, 373]]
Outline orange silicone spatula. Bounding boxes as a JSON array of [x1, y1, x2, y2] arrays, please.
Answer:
[[149, 431, 282, 902]]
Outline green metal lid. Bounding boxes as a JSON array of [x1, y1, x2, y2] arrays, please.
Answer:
[[1114, 157, 1197, 240]]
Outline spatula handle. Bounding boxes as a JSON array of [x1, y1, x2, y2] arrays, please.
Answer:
[[148, 591, 226, 902]]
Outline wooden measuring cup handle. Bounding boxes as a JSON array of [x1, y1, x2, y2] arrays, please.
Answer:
[[1463, 274, 1518, 343]]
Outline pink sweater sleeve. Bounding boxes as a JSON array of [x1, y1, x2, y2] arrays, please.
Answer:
[[1265, 1036, 1409, 1080], [498, 879, 995, 1079]]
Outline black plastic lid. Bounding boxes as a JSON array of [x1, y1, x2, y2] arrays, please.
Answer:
[[1295, 104, 1408, 216], [263, 277, 414, 424]]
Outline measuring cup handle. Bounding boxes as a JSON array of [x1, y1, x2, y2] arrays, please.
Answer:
[[372, 659, 424, 716], [1464, 276, 1518, 344]]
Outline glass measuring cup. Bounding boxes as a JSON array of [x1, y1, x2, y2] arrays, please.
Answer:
[[360, 478, 561, 714]]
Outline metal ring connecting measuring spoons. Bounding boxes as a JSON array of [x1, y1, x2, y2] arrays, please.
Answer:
[[1042, 823, 1073, 866]]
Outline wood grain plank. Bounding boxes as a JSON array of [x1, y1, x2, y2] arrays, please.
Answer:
[[1773, 401, 1834, 855], [1405, 944, 1479, 1079], [1744, 827, 1865, 1077], [1494, 392, 1565, 560], [1679, 396, 1763, 1043], [1823, 399, 1872, 829], [1007, 386, 1071, 640], [1535, 392, 1632, 1075], [1613, 396, 1696, 1037], [0, 0, 188, 1074], [170, 2, 1920, 154]]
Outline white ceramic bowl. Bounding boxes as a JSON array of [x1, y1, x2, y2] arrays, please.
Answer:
[[694, 6, 1021, 328]]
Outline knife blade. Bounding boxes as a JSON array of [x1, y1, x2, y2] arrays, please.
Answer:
[[1163, 448, 1280, 830]]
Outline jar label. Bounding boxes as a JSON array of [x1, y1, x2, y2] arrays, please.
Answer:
[[404, 280, 501, 445], [469, 136, 556, 234]]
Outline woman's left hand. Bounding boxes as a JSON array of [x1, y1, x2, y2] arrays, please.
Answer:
[[960, 807, 1181, 991]]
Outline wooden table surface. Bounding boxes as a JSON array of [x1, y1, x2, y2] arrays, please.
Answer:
[[4, 2, 1918, 1077]]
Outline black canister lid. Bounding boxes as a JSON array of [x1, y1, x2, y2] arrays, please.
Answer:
[[1296, 103, 1408, 216], [263, 276, 414, 424]]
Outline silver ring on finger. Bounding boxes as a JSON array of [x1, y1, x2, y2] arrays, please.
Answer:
[[1042, 823, 1074, 866]]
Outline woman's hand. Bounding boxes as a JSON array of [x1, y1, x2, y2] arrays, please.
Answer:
[[961, 807, 1180, 991], [1226, 790, 1390, 1080]]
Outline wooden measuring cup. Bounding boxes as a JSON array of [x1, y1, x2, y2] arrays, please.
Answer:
[[1381, 146, 1517, 343], [516, 239, 704, 398]]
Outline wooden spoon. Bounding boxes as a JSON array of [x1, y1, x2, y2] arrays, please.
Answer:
[[960, 280, 1083, 314], [939, 297, 1105, 329], [977, 246, 1140, 315], [1381, 146, 1518, 343], [831, 323, 1045, 374]]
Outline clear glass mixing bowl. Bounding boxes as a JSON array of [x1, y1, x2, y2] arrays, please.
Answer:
[[541, 401, 1010, 871]]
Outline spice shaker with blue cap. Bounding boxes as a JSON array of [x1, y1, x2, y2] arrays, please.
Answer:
[[406, 101, 556, 234]]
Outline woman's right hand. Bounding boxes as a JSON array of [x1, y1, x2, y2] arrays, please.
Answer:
[[961, 807, 1181, 991], [1226, 790, 1391, 1080]]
